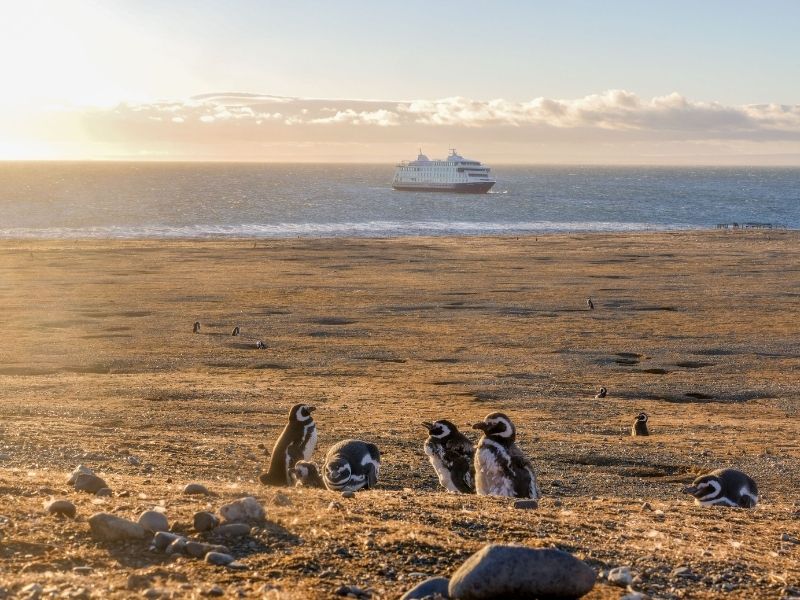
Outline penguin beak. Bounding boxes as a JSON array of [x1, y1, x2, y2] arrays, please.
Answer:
[[421, 422, 433, 431], [307, 406, 316, 413], [681, 485, 698, 495], [472, 422, 489, 431]]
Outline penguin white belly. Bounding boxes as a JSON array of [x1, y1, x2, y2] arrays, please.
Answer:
[[303, 426, 318, 460], [425, 447, 458, 493], [476, 445, 515, 497]]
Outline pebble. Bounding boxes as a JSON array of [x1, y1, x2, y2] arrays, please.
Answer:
[[212, 523, 252, 538], [67, 465, 93, 485], [95, 487, 113, 497], [335, 585, 370, 598], [186, 541, 230, 559], [621, 593, 647, 600], [513, 499, 539, 510], [448, 544, 596, 600], [400, 576, 450, 600], [44, 499, 76, 519], [72, 566, 93, 575], [272, 492, 292, 506], [88, 513, 146, 541], [328, 501, 344, 511], [138, 510, 169, 533], [608, 566, 633, 587], [219, 496, 265, 523], [183, 483, 210, 495], [781, 533, 799, 544], [73, 473, 109, 494], [152, 531, 181, 550], [193, 511, 220, 532], [126, 456, 141, 466], [167, 537, 189, 555], [205, 586, 225, 597], [671, 566, 699, 580], [641, 502, 653, 511], [205, 551, 235, 566], [342, 491, 355, 499], [20, 583, 43, 599]]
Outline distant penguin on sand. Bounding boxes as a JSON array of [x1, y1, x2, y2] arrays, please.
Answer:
[[232, 326, 240, 336], [473, 413, 539, 499], [259, 404, 317, 486], [422, 420, 475, 494], [292, 460, 325, 488], [632, 412, 649, 436], [323, 440, 381, 492], [587, 298, 594, 310], [193, 321, 201, 334], [682, 469, 758, 508], [595, 387, 607, 399], [255, 340, 266, 349]]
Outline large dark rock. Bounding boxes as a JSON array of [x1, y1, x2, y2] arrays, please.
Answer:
[[74, 473, 109, 494], [44, 499, 76, 519], [448, 544, 596, 600], [401, 576, 450, 599]]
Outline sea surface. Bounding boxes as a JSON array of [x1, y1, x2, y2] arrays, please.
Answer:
[[0, 162, 798, 238]]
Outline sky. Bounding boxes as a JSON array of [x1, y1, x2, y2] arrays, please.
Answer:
[[1, 0, 799, 163]]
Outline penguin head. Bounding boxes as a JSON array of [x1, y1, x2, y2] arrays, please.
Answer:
[[325, 458, 351, 484], [472, 412, 515, 442], [636, 412, 648, 423], [682, 474, 722, 500], [289, 403, 316, 423], [422, 419, 457, 440], [293, 460, 318, 483]]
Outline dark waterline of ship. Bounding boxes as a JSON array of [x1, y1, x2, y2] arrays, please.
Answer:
[[0, 162, 798, 238]]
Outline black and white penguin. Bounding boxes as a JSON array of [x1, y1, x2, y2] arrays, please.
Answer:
[[232, 326, 240, 336], [595, 387, 607, 399], [255, 340, 266, 349], [472, 413, 539, 499], [422, 420, 475, 494], [292, 460, 325, 488], [586, 297, 594, 310], [682, 469, 758, 508], [193, 321, 201, 333], [322, 439, 380, 492], [259, 404, 317, 486], [631, 412, 649, 436]]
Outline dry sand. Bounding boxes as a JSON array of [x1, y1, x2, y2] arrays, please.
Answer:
[[0, 231, 798, 599]]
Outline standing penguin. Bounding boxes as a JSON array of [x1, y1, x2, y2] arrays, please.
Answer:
[[259, 404, 317, 486], [292, 460, 325, 488], [682, 469, 758, 508], [322, 439, 380, 492], [193, 321, 201, 333], [422, 420, 475, 493], [232, 326, 240, 336], [631, 412, 649, 436], [586, 298, 594, 310], [473, 413, 540, 499], [255, 340, 266, 349]]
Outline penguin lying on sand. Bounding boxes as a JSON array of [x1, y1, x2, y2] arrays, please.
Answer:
[[631, 412, 649, 436], [473, 413, 540, 499], [292, 460, 324, 488], [682, 468, 758, 508], [323, 440, 380, 492], [422, 420, 475, 493], [595, 387, 607, 399], [259, 404, 317, 486]]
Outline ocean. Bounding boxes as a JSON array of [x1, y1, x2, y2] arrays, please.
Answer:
[[0, 162, 798, 238]]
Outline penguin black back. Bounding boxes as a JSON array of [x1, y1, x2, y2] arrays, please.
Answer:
[[232, 326, 240, 336], [259, 403, 317, 486], [682, 468, 758, 508], [632, 412, 649, 436], [323, 439, 381, 492], [422, 419, 475, 493]]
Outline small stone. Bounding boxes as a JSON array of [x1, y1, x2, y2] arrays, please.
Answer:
[[152, 531, 181, 550], [44, 499, 76, 518], [193, 511, 220, 532], [20, 583, 43, 599], [126, 456, 141, 466], [272, 492, 292, 507], [142, 589, 164, 599], [550, 480, 563, 487], [342, 491, 355, 499], [67, 465, 93, 485], [72, 566, 93, 575], [781, 533, 799, 544], [400, 576, 450, 599], [608, 566, 633, 587], [74, 473, 108, 494], [219, 496, 265, 523], [671, 567, 699, 580], [212, 523, 251, 538], [335, 585, 370, 598], [183, 483, 210, 495], [328, 501, 343, 511], [621, 593, 647, 600], [95, 487, 113, 497], [138, 511, 169, 533], [205, 586, 225, 597], [167, 537, 189, 555], [448, 544, 596, 600], [118, 490, 131, 498], [88, 513, 146, 541], [641, 502, 653, 511], [186, 541, 230, 559], [205, 551, 235, 566], [513, 500, 539, 510]]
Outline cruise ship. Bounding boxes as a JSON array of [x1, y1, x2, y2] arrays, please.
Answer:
[[392, 149, 496, 193]]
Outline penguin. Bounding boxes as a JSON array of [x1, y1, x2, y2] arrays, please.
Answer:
[[292, 460, 325, 488], [322, 439, 380, 492], [193, 321, 201, 333], [682, 469, 758, 508], [232, 326, 240, 336], [255, 340, 266, 349], [472, 413, 540, 499], [595, 387, 607, 399], [586, 297, 594, 310], [422, 420, 475, 494], [631, 412, 649, 436], [259, 404, 317, 486]]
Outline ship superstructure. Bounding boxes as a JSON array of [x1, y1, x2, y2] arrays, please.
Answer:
[[392, 149, 496, 193]]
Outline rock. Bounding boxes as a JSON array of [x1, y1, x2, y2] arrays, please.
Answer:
[[125, 455, 141, 466], [67, 465, 93, 485], [185, 541, 230, 559], [621, 593, 647, 600], [193, 511, 220, 532], [152, 531, 181, 550], [608, 566, 633, 587], [88, 513, 146, 541], [183, 483, 210, 495], [20, 583, 43, 599], [328, 501, 343, 511], [72, 566, 93, 575], [448, 544, 596, 600], [44, 499, 76, 518], [95, 487, 113, 497], [342, 491, 355, 499], [781, 533, 799, 544], [205, 586, 225, 597], [212, 523, 251, 538], [401, 576, 450, 599], [138, 511, 169, 533], [118, 490, 131, 498], [74, 473, 108, 494], [166, 537, 189, 555], [671, 566, 699, 580], [272, 492, 292, 507], [219, 496, 265, 523], [513, 500, 539, 510], [641, 502, 653, 511], [205, 551, 235, 566]]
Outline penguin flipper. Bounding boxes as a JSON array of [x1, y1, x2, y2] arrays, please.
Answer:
[[364, 463, 378, 489]]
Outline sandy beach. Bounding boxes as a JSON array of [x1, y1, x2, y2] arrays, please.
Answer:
[[0, 231, 798, 599]]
